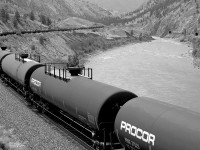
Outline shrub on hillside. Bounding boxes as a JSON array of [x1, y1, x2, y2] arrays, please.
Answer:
[[13, 18, 18, 29], [15, 11, 20, 22], [31, 45, 36, 51], [39, 14, 52, 26], [68, 54, 79, 67], [46, 17, 52, 26], [0, 8, 9, 23], [39, 36, 46, 45], [29, 11, 35, 21], [192, 38, 200, 58]]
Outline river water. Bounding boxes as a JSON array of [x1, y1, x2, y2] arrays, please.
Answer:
[[86, 37, 200, 113]]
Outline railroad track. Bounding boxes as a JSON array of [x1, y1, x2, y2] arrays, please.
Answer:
[[0, 26, 104, 36], [42, 110, 95, 150], [0, 79, 95, 150]]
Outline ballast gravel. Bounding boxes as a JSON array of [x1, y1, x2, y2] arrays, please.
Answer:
[[0, 82, 86, 150]]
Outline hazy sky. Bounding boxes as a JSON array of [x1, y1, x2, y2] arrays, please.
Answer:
[[86, 0, 148, 12]]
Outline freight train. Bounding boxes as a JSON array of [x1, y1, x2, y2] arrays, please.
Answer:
[[0, 47, 200, 150]]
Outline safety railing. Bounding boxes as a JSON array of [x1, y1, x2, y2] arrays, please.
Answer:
[[44, 63, 93, 81], [29, 54, 40, 62], [15, 53, 40, 63]]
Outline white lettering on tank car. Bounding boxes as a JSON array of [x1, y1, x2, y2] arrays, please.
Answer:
[[120, 121, 155, 146], [31, 78, 41, 87]]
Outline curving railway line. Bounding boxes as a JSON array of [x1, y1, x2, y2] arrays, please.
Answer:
[[0, 26, 104, 36]]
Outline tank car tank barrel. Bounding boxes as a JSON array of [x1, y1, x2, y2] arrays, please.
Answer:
[[115, 97, 200, 150]]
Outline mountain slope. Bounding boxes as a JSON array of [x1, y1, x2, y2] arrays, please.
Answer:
[[122, 0, 200, 37], [120, 0, 200, 67], [85, 0, 148, 13], [0, 0, 114, 22]]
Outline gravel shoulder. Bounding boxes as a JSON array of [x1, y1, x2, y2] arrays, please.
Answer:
[[0, 81, 85, 150]]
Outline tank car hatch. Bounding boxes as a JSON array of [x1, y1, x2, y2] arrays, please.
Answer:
[[1, 46, 7, 50], [20, 53, 28, 59]]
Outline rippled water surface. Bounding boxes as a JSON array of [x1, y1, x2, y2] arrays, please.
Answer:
[[86, 37, 200, 112]]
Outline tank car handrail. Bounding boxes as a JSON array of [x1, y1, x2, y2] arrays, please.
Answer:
[[15, 53, 40, 63], [60, 111, 94, 134], [15, 53, 25, 63], [78, 67, 92, 79], [44, 64, 71, 81], [29, 54, 41, 63], [44, 63, 93, 80]]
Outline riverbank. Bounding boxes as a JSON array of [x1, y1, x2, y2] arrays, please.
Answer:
[[74, 35, 154, 65], [190, 37, 200, 69], [86, 37, 200, 112], [0, 29, 154, 68], [164, 34, 200, 69]]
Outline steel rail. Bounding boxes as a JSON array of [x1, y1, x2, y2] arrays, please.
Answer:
[[0, 26, 104, 37]]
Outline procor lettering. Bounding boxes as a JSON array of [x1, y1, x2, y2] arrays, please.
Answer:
[[31, 78, 41, 87], [120, 121, 155, 146]]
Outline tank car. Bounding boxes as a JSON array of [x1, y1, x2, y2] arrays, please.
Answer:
[[115, 97, 200, 150], [29, 65, 137, 149], [0, 48, 11, 75], [1, 52, 42, 97]]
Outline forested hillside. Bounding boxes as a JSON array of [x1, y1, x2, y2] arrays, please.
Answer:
[[0, 0, 115, 23], [0, 0, 153, 68], [121, 0, 200, 36]]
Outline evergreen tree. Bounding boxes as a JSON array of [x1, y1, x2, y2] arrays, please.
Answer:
[[182, 28, 186, 36], [13, 18, 18, 28], [197, 3, 199, 14], [15, 10, 20, 22], [46, 17, 52, 26], [0, 8, 9, 23], [139, 33, 142, 41], [29, 11, 35, 21], [39, 14, 46, 25], [194, 28, 198, 36]]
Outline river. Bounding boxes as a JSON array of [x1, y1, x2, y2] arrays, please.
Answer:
[[86, 37, 200, 113]]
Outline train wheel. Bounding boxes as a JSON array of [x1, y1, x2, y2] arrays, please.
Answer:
[[36, 100, 47, 114], [27, 94, 33, 106], [37, 104, 43, 113]]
